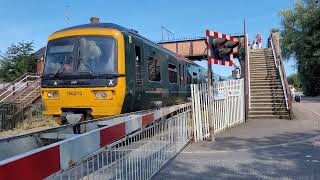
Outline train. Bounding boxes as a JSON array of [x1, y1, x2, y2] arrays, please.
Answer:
[[40, 20, 221, 124]]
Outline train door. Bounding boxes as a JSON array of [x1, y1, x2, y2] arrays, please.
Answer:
[[178, 64, 182, 88], [134, 45, 143, 86], [179, 63, 186, 89]]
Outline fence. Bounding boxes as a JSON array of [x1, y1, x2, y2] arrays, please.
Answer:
[[46, 105, 192, 180], [191, 79, 245, 142]]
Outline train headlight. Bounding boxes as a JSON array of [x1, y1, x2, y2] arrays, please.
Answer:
[[94, 91, 108, 99], [47, 91, 59, 99]]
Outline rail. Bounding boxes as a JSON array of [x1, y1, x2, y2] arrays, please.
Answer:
[[15, 77, 41, 104], [269, 35, 289, 110], [0, 73, 29, 93], [246, 34, 251, 109], [0, 74, 40, 103]]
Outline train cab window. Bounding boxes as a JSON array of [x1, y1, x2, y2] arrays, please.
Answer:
[[148, 56, 161, 81], [168, 63, 177, 83], [134, 45, 142, 86]]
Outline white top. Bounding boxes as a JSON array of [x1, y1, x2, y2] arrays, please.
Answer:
[[290, 87, 296, 96]]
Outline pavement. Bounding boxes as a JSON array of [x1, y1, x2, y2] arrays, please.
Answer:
[[153, 96, 320, 180]]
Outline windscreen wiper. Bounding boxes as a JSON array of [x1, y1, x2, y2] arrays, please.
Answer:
[[78, 57, 96, 77], [53, 57, 73, 78], [53, 63, 65, 78]]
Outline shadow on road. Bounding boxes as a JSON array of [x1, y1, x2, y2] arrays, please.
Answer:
[[154, 130, 320, 180]]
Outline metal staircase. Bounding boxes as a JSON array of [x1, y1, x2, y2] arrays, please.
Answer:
[[0, 73, 41, 129], [248, 48, 290, 119]]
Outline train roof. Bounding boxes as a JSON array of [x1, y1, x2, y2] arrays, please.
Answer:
[[55, 23, 199, 66], [55, 23, 137, 34]]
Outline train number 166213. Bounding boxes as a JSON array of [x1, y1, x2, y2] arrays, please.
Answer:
[[67, 91, 83, 96]]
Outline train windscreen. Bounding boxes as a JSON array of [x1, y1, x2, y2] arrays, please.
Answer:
[[43, 36, 117, 77]]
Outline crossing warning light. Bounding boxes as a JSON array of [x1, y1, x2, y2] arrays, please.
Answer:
[[206, 30, 239, 67]]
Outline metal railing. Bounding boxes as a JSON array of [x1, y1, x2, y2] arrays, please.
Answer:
[[0, 73, 40, 103], [191, 79, 245, 142], [191, 84, 210, 142], [246, 34, 251, 109], [15, 78, 41, 105], [269, 36, 289, 110], [46, 105, 192, 180]]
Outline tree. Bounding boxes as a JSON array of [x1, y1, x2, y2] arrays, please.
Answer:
[[280, 0, 320, 96], [287, 73, 302, 90], [0, 41, 37, 82]]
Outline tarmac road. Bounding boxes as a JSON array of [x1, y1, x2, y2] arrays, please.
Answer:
[[153, 96, 320, 180]]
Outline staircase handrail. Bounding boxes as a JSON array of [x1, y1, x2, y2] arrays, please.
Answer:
[[0, 74, 40, 103], [14, 77, 41, 104], [1, 73, 28, 91], [246, 34, 251, 109], [0, 73, 38, 92], [269, 35, 291, 111]]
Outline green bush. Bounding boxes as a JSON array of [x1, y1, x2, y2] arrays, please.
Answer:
[[0, 41, 37, 82]]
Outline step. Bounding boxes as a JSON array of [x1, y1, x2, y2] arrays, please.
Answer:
[[250, 92, 285, 97], [251, 76, 280, 79], [250, 74, 279, 77], [250, 84, 282, 87], [249, 114, 290, 119], [250, 57, 274, 59], [250, 67, 277, 70], [250, 65, 277, 68], [250, 81, 282, 85], [250, 76, 280, 79], [250, 94, 285, 98], [250, 60, 275, 63], [250, 102, 287, 108], [251, 94, 285, 98], [249, 108, 288, 112], [250, 66, 276, 69], [249, 65, 276, 69], [250, 70, 278, 74], [250, 76, 281, 80], [250, 99, 285, 103], [250, 84, 283, 88], [251, 87, 283, 91], [249, 110, 289, 115], [251, 89, 284, 94]]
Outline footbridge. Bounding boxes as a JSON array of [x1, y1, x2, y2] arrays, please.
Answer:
[[158, 34, 244, 60]]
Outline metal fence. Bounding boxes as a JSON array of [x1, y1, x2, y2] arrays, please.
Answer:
[[46, 105, 192, 180], [191, 79, 245, 142]]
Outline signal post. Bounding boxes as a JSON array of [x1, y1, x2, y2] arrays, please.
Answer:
[[205, 30, 239, 141]]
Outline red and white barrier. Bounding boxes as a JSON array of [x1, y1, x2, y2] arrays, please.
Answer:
[[206, 30, 236, 67], [0, 103, 190, 180]]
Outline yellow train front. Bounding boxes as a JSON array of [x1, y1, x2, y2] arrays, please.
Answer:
[[41, 21, 207, 124]]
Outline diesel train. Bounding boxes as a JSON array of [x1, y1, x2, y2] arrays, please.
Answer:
[[41, 21, 217, 124]]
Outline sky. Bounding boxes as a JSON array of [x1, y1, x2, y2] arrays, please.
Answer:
[[0, 0, 296, 77]]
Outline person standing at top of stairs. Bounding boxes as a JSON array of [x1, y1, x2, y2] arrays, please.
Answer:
[[256, 33, 262, 49]]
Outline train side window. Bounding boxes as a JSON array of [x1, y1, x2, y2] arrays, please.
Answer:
[[148, 56, 161, 81], [134, 45, 142, 86], [168, 63, 177, 83]]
